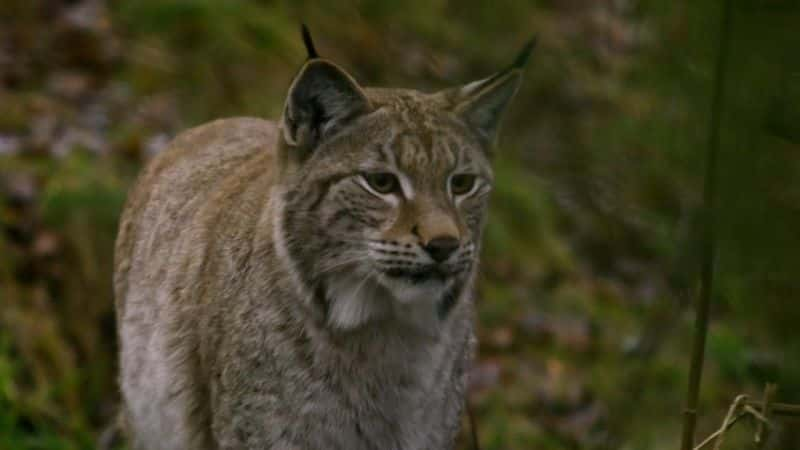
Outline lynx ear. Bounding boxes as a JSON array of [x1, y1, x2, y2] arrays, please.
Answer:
[[281, 55, 371, 156], [449, 38, 536, 147]]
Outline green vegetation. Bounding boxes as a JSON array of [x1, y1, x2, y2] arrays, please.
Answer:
[[1, 0, 798, 448]]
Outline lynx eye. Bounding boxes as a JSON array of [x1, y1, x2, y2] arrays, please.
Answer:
[[450, 174, 477, 196], [362, 172, 400, 195]]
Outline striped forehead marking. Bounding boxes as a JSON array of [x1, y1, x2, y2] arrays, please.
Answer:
[[371, 93, 477, 191], [384, 107, 460, 171], [393, 130, 460, 177]]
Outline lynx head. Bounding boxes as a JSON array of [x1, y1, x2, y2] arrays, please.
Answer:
[[275, 26, 533, 330]]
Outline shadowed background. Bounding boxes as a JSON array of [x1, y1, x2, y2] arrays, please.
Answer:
[[1, 1, 799, 449]]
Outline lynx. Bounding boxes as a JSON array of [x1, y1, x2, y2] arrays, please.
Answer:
[[113, 27, 532, 450]]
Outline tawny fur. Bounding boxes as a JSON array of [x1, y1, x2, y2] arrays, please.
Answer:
[[114, 41, 527, 450]]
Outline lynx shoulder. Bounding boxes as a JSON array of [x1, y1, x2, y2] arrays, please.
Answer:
[[114, 28, 533, 450]]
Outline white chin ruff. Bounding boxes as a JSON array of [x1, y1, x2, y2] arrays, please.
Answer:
[[325, 272, 446, 330], [382, 276, 446, 304]]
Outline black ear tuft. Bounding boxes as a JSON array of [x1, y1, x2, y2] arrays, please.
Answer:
[[510, 36, 537, 70], [301, 24, 319, 60], [445, 37, 536, 149]]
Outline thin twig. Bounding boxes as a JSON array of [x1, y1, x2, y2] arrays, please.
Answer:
[[711, 395, 747, 450], [679, 1, 734, 449], [742, 405, 771, 425], [755, 383, 776, 447], [693, 412, 746, 450], [745, 401, 800, 417], [692, 390, 788, 450]]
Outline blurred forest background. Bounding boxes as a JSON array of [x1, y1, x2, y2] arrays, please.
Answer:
[[1, 0, 799, 449]]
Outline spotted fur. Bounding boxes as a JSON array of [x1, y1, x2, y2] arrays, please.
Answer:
[[114, 32, 531, 450]]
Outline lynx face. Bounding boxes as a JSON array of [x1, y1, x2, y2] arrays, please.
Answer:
[[276, 47, 530, 329]]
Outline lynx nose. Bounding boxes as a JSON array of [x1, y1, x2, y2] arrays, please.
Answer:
[[423, 236, 460, 263]]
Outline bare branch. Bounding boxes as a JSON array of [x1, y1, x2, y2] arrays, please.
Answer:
[[679, 0, 734, 448]]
